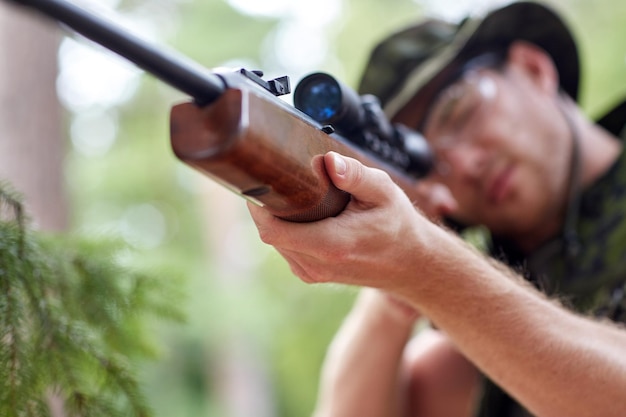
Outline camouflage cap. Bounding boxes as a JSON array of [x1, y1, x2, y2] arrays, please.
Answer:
[[357, 1, 580, 127]]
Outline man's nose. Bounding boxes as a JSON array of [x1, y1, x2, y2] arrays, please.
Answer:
[[446, 142, 487, 181]]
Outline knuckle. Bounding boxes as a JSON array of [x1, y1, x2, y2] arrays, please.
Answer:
[[348, 160, 365, 187], [371, 168, 393, 190], [257, 225, 276, 244]]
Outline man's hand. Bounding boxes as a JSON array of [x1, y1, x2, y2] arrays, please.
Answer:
[[247, 151, 443, 289]]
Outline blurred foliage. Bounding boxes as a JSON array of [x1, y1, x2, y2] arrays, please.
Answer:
[[60, 0, 626, 416], [332, 0, 426, 84], [0, 184, 183, 417]]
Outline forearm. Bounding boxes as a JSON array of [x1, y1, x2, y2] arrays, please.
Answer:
[[406, 230, 626, 417], [313, 289, 417, 417]]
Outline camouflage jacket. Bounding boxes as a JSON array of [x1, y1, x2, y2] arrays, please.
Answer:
[[476, 99, 626, 417]]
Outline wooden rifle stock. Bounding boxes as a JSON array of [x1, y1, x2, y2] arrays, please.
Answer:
[[7, 0, 422, 222], [170, 87, 421, 222]]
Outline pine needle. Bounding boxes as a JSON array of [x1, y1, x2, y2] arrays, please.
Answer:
[[0, 183, 184, 417]]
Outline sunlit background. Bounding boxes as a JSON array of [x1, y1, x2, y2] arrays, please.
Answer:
[[4, 0, 626, 415]]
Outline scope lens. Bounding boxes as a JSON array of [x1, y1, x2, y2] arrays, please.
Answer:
[[294, 75, 342, 123]]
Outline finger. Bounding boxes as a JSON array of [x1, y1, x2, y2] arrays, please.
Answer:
[[247, 201, 278, 238], [274, 248, 317, 284], [324, 152, 402, 207], [247, 201, 338, 258]]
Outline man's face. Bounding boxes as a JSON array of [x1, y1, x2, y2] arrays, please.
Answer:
[[419, 60, 572, 243]]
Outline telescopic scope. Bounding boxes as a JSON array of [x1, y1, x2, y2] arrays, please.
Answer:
[[294, 72, 433, 178], [293, 72, 365, 134]]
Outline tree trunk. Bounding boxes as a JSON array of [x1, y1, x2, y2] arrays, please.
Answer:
[[200, 182, 277, 417], [0, 4, 66, 415], [0, 2, 67, 231]]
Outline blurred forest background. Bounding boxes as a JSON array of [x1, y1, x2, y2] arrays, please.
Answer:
[[0, 0, 625, 416]]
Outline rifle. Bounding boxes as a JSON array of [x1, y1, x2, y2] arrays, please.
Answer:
[[5, 0, 433, 222]]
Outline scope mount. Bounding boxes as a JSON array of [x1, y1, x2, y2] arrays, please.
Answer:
[[239, 69, 291, 97]]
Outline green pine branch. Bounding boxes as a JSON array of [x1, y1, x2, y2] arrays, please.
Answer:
[[0, 184, 185, 417]]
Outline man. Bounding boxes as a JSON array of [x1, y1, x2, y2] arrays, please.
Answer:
[[248, 2, 626, 416]]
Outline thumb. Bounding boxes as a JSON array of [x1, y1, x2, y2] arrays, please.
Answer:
[[324, 152, 398, 205]]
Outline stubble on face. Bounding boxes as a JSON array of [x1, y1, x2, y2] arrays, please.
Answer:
[[428, 69, 574, 250]]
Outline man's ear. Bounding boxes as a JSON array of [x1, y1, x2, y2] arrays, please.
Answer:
[[506, 41, 560, 95]]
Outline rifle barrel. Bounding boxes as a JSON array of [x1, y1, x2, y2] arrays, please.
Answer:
[[9, 0, 225, 105]]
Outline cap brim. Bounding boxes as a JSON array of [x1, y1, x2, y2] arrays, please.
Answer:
[[363, 2, 580, 127]]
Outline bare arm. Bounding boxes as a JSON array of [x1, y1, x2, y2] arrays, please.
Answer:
[[313, 288, 481, 417], [313, 289, 417, 417], [249, 152, 626, 417], [410, 238, 626, 417]]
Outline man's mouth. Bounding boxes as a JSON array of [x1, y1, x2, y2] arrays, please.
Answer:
[[487, 164, 515, 204]]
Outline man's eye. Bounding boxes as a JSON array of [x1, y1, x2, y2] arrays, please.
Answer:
[[431, 83, 473, 131], [430, 92, 461, 131], [447, 95, 477, 130]]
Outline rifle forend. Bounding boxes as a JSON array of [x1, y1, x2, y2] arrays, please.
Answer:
[[6, 0, 430, 222]]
